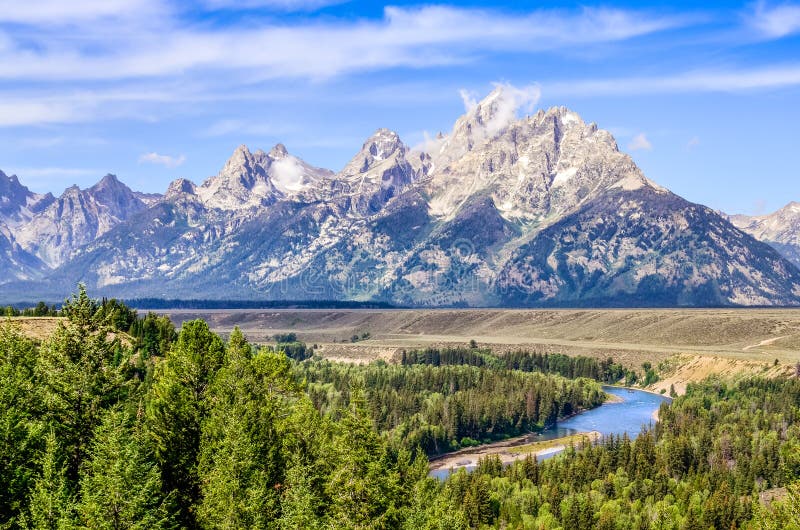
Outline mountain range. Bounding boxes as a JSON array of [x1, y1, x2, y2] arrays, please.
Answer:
[[2, 86, 799, 306], [729, 203, 800, 270]]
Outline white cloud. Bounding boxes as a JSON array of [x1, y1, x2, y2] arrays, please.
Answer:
[[0, 0, 164, 25], [201, 0, 345, 11], [0, 85, 203, 127], [0, 100, 80, 127], [750, 1, 800, 38], [687, 136, 701, 149], [271, 157, 306, 193], [138, 152, 186, 168], [548, 64, 800, 96], [0, 6, 685, 82], [628, 133, 653, 151], [481, 83, 541, 137], [459, 89, 478, 113], [413, 83, 541, 155], [0, 5, 690, 131], [8, 167, 99, 178]]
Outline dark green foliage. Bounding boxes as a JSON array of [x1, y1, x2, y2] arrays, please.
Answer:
[[128, 312, 177, 359], [95, 298, 138, 333], [35, 286, 130, 481], [76, 408, 174, 529], [197, 328, 301, 528], [444, 377, 800, 529], [299, 360, 605, 455], [145, 319, 224, 527], [399, 347, 632, 383], [0, 324, 43, 526], [3, 285, 800, 530], [24, 432, 75, 529], [2, 302, 60, 317], [264, 341, 310, 362], [272, 332, 297, 343]]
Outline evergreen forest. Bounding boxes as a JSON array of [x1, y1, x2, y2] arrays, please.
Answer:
[[1, 287, 798, 529]]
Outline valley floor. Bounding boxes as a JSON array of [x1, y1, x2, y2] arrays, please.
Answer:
[[8, 308, 799, 393], [156, 308, 800, 392]]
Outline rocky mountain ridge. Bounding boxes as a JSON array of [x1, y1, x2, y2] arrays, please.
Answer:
[[2, 86, 799, 306], [730, 202, 800, 268]]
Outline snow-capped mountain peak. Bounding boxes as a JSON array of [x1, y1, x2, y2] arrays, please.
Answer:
[[333, 129, 420, 214]]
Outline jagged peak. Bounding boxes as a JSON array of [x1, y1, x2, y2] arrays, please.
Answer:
[[362, 128, 404, 160], [269, 143, 288, 159], [0, 170, 27, 192], [0, 169, 18, 184], [540, 105, 585, 127], [339, 129, 407, 178], [232, 144, 251, 156], [782, 201, 800, 214], [166, 177, 197, 198], [222, 144, 260, 173], [89, 173, 128, 193]]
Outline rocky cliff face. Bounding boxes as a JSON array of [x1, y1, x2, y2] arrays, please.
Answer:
[[730, 202, 800, 268], [2, 87, 799, 306], [0, 170, 55, 226], [11, 174, 151, 268]]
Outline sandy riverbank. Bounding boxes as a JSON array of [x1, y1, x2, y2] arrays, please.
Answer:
[[429, 431, 601, 473]]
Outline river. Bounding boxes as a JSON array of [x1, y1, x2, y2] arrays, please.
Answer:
[[430, 386, 671, 480]]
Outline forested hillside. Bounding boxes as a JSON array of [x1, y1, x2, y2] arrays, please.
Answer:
[[1, 288, 799, 529], [299, 361, 605, 455]]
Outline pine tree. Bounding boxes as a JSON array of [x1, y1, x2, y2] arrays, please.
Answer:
[[76, 408, 174, 529], [197, 328, 300, 529], [0, 323, 43, 525], [145, 319, 224, 527], [278, 465, 324, 530], [35, 285, 128, 481], [24, 432, 75, 530], [327, 383, 401, 528]]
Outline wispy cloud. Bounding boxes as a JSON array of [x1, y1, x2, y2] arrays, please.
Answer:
[[459, 89, 479, 113], [0, 0, 166, 25], [687, 136, 701, 149], [750, 1, 800, 38], [0, 100, 81, 127], [549, 64, 800, 96], [202, 119, 280, 138], [138, 152, 186, 168], [0, 6, 686, 82], [200, 0, 346, 11], [628, 133, 653, 151]]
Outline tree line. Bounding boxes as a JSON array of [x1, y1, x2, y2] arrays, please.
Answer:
[[399, 347, 631, 383]]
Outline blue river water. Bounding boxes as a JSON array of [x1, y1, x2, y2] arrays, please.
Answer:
[[430, 386, 671, 480]]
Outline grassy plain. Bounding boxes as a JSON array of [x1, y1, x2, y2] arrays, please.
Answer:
[[0, 316, 62, 341], [7, 308, 800, 392]]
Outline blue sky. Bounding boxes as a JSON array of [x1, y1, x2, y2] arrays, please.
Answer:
[[0, 1, 799, 215]]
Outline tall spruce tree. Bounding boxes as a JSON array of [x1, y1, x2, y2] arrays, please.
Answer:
[[76, 408, 174, 529], [145, 319, 224, 527], [327, 383, 401, 528], [197, 328, 301, 529], [0, 323, 43, 525], [35, 285, 128, 482]]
